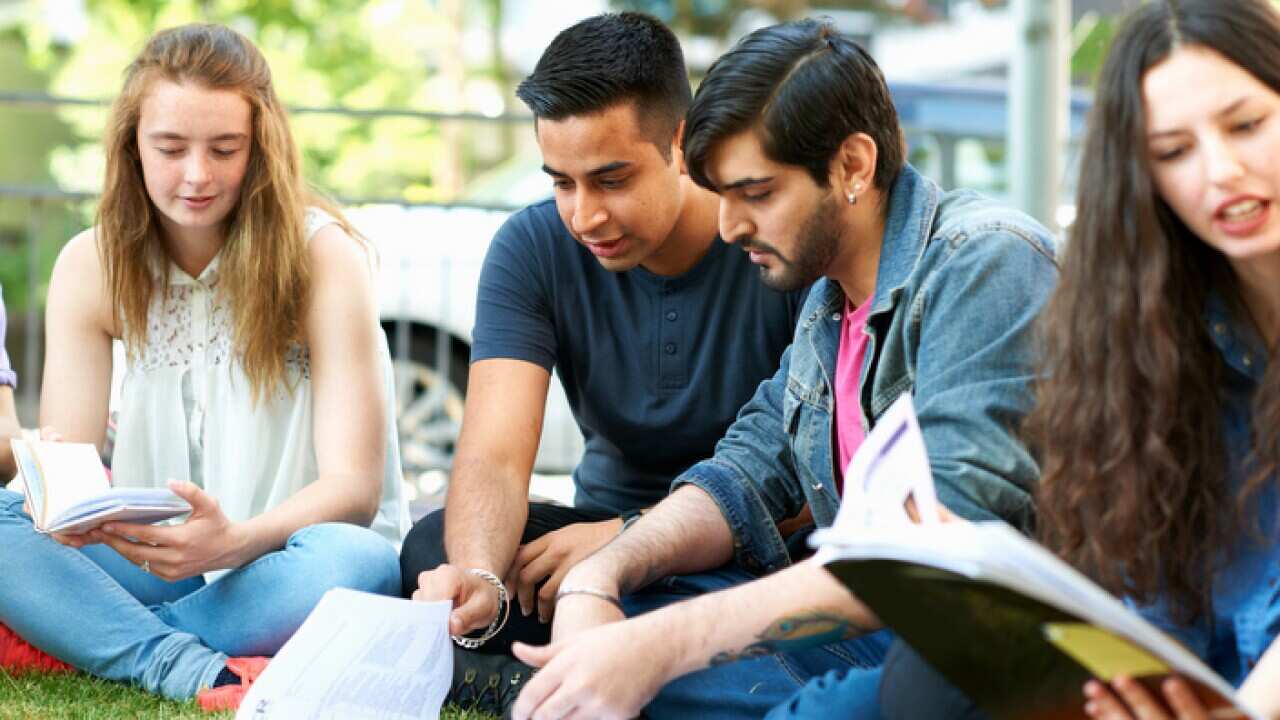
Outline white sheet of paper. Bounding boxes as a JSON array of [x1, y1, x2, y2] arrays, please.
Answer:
[[826, 393, 939, 536], [236, 588, 453, 720]]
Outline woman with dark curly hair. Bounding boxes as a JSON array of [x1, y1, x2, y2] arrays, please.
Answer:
[[880, 1, 1280, 718]]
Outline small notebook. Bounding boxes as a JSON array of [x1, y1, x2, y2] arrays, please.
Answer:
[[10, 438, 190, 534]]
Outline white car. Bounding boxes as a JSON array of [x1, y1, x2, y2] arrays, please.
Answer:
[[347, 204, 583, 500]]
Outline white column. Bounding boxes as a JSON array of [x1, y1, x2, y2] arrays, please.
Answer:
[[1008, 0, 1071, 233]]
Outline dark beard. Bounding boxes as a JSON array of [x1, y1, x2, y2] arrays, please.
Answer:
[[749, 196, 841, 292]]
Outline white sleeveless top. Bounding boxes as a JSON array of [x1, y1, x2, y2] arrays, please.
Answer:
[[110, 209, 410, 571]]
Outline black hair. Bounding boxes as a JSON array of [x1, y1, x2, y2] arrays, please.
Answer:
[[683, 19, 904, 200], [516, 12, 692, 161]]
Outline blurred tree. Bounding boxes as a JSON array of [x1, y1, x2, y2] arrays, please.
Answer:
[[15, 0, 518, 205], [1070, 11, 1117, 86], [614, 0, 1008, 34], [0, 30, 77, 315], [615, 0, 801, 38]]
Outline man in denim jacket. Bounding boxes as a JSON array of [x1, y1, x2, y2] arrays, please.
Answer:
[[510, 19, 1059, 720]]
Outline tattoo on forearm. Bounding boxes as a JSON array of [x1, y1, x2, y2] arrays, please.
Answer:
[[709, 613, 868, 666]]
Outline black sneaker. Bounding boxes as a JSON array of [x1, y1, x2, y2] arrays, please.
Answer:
[[450, 647, 534, 718]]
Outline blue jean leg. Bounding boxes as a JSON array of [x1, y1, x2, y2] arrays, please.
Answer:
[[765, 666, 885, 720], [84, 521, 401, 656], [623, 565, 890, 720], [79, 543, 205, 604], [0, 489, 402, 700], [0, 489, 226, 699], [151, 522, 402, 656], [766, 628, 890, 719]]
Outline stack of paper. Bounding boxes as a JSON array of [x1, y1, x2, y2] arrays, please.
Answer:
[[237, 589, 454, 720]]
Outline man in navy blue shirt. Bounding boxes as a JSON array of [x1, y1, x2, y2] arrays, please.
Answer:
[[401, 12, 803, 712]]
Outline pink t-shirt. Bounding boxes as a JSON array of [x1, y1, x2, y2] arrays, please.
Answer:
[[835, 294, 874, 494]]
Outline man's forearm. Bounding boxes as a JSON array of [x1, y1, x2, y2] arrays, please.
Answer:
[[442, 455, 530, 576], [635, 559, 879, 681], [572, 485, 735, 595]]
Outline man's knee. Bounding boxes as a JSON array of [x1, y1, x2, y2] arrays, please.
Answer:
[[399, 509, 448, 597]]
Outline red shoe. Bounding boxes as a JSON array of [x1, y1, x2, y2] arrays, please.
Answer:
[[197, 656, 270, 712], [0, 623, 73, 674]]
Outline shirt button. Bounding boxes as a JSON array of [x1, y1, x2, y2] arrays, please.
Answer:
[[831, 313, 841, 321], [1243, 354, 1254, 367], [1214, 322, 1227, 335], [665, 310, 678, 322], [664, 343, 677, 355]]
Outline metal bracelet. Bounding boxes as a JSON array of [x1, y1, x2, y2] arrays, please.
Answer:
[[450, 568, 510, 650], [554, 586, 625, 613]]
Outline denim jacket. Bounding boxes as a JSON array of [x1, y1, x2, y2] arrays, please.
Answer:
[[671, 165, 1059, 575], [1134, 294, 1279, 686]]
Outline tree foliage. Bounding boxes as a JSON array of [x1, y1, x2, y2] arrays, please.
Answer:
[[16, 0, 514, 204]]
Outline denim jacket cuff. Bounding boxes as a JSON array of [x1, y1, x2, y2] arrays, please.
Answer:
[[672, 460, 791, 576]]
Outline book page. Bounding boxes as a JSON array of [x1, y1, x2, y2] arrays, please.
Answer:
[[237, 588, 453, 720], [11, 440, 110, 530], [9, 439, 44, 523], [819, 393, 940, 544], [48, 499, 191, 535]]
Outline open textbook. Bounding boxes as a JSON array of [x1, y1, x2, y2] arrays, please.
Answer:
[[10, 438, 189, 534], [812, 395, 1260, 720], [236, 588, 453, 720]]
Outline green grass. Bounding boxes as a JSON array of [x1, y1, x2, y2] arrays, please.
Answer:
[[0, 671, 497, 719]]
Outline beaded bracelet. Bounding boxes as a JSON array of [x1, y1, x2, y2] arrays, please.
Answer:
[[451, 568, 510, 649]]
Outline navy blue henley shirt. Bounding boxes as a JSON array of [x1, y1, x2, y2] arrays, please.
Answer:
[[471, 198, 804, 515]]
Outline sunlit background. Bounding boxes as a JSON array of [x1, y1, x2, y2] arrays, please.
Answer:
[[2, 0, 1226, 510]]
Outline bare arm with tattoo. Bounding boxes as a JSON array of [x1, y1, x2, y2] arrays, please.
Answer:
[[680, 560, 879, 672], [513, 559, 880, 720]]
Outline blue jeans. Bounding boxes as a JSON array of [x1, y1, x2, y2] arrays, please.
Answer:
[[877, 639, 991, 720], [0, 489, 400, 699], [765, 666, 885, 719], [624, 564, 891, 720]]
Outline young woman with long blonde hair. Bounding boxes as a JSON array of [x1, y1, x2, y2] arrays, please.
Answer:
[[0, 23, 408, 709]]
